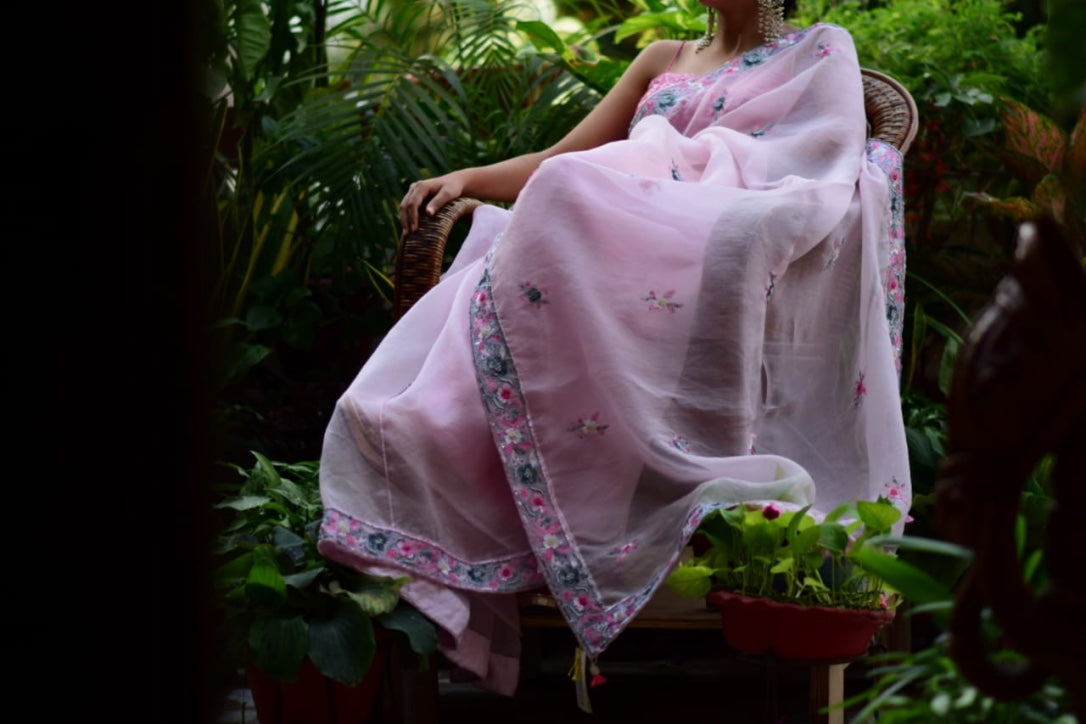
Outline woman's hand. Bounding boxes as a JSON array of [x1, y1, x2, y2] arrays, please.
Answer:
[[400, 172, 467, 235]]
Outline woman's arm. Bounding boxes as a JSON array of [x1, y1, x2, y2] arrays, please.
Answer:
[[400, 40, 679, 233]]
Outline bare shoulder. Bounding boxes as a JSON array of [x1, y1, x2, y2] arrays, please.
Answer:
[[625, 40, 685, 82]]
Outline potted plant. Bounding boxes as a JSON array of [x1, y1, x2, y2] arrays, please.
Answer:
[[212, 452, 438, 724], [665, 498, 904, 661]]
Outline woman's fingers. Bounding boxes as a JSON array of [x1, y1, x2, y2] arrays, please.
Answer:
[[400, 181, 428, 234]]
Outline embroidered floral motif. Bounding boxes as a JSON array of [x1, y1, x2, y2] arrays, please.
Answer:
[[644, 289, 683, 312], [816, 42, 834, 57], [852, 372, 867, 406], [319, 508, 544, 591], [669, 434, 691, 453], [520, 281, 548, 308], [712, 94, 726, 119], [629, 25, 813, 133], [467, 264, 657, 655], [609, 540, 638, 563], [824, 236, 843, 269], [670, 161, 683, 181], [570, 412, 609, 438], [751, 123, 774, 137], [867, 139, 907, 374], [881, 476, 913, 523]]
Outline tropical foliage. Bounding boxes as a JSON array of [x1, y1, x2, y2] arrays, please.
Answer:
[[212, 452, 438, 685]]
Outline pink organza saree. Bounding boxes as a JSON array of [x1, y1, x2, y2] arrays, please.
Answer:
[[318, 22, 911, 695]]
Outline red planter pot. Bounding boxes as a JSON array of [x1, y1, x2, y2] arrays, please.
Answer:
[[707, 590, 895, 661], [246, 647, 388, 724]]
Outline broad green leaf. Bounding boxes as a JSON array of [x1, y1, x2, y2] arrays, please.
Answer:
[[857, 499, 902, 534], [789, 524, 821, 558], [378, 604, 440, 663], [250, 615, 308, 682], [215, 494, 272, 512], [308, 599, 376, 686], [664, 564, 714, 598], [819, 522, 850, 555], [850, 547, 954, 605], [743, 521, 779, 555], [245, 546, 287, 606], [336, 575, 404, 617], [864, 535, 974, 561], [235, 0, 273, 83]]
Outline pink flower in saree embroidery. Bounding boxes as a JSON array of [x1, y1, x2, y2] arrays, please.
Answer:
[[853, 372, 867, 406], [609, 540, 638, 562], [644, 289, 683, 312], [570, 412, 609, 438], [817, 42, 834, 57]]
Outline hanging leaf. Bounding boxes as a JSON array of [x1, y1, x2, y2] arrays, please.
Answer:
[[307, 599, 377, 686], [250, 615, 309, 682]]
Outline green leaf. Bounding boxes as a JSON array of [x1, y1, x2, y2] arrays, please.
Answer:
[[863, 535, 974, 562], [819, 523, 850, 556], [378, 604, 439, 663], [245, 546, 287, 606], [235, 0, 273, 83], [250, 615, 308, 682], [856, 499, 902, 535], [664, 563, 714, 598], [849, 547, 954, 605], [307, 599, 376, 686], [337, 575, 405, 617]]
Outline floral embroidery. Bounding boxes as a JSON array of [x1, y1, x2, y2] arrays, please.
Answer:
[[644, 289, 683, 312], [519, 281, 548, 308], [867, 139, 907, 374], [882, 476, 913, 522], [570, 412, 609, 438], [711, 94, 726, 118], [852, 372, 867, 406], [319, 508, 544, 591], [816, 42, 834, 57], [751, 123, 774, 137], [670, 161, 683, 181], [669, 434, 691, 453], [609, 540, 638, 563], [824, 236, 843, 269], [467, 263, 657, 655], [629, 25, 814, 133]]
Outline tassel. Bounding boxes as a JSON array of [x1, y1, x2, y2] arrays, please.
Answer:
[[570, 647, 593, 713], [589, 658, 607, 688]]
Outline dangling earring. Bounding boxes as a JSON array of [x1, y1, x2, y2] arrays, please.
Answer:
[[758, 0, 785, 43], [695, 10, 715, 54]]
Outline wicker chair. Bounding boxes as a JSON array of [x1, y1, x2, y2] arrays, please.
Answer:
[[380, 68, 919, 724], [392, 67, 918, 321]]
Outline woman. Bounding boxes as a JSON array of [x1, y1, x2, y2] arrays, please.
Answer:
[[319, 0, 911, 696]]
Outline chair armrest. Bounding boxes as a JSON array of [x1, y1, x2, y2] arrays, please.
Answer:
[[861, 68, 919, 156], [392, 197, 484, 320]]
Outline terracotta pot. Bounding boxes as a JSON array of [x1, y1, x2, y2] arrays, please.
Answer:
[[706, 590, 894, 661], [246, 645, 387, 724]]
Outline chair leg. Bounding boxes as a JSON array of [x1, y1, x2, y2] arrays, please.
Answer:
[[808, 662, 849, 724]]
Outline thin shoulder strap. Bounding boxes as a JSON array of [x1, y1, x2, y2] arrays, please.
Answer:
[[665, 41, 685, 72]]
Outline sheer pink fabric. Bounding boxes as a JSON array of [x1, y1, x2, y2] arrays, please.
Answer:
[[318, 23, 911, 695]]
